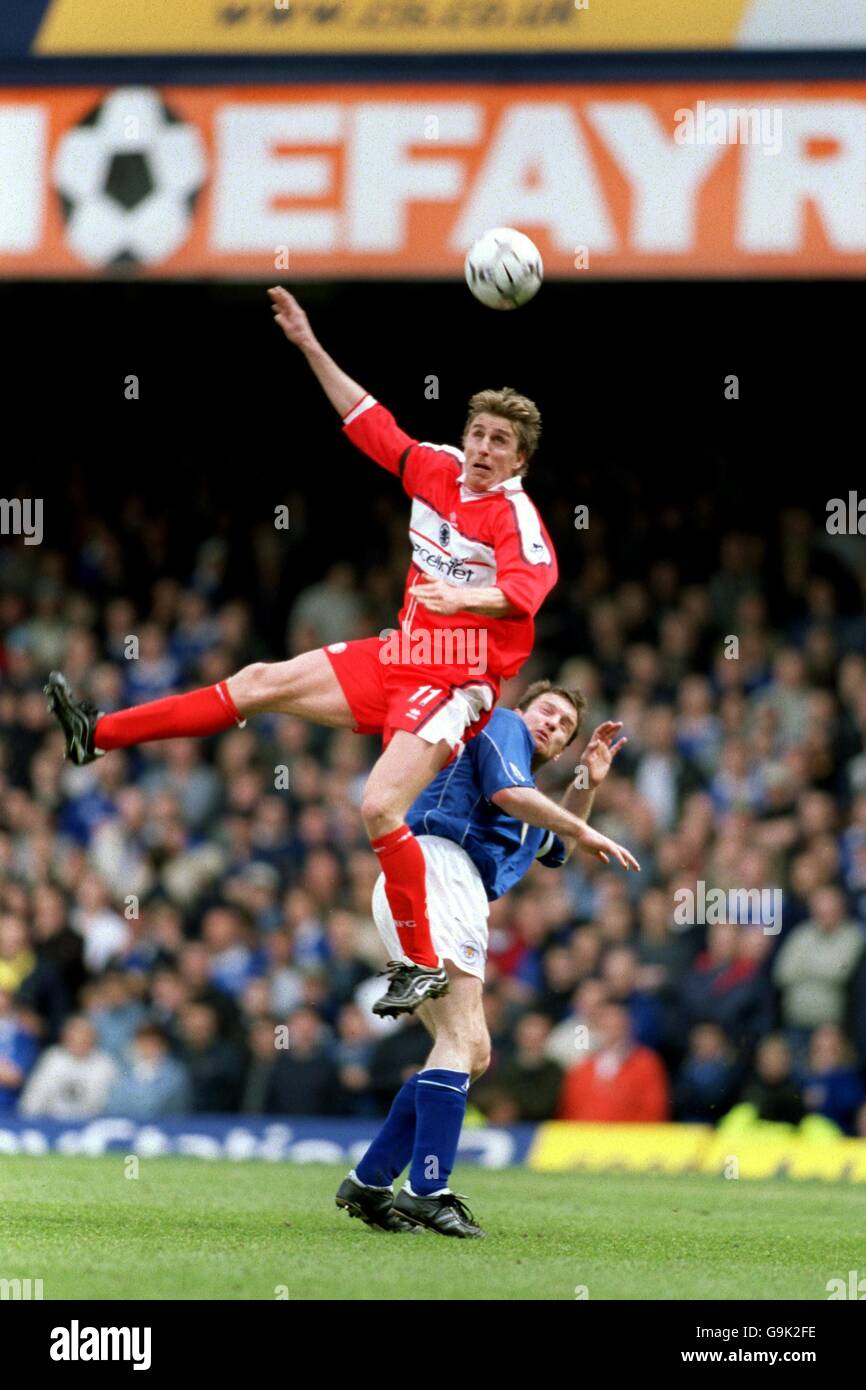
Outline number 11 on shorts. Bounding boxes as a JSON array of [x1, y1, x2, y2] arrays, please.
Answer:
[[408, 686, 441, 706]]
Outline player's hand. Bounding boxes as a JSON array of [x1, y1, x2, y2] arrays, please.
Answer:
[[409, 578, 465, 616], [574, 822, 640, 872], [580, 720, 628, 788], [268, 286, 318, 352]]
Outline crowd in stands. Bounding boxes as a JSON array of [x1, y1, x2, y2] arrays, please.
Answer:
[[2, 480, 866, 1138]]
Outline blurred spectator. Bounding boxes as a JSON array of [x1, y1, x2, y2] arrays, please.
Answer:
[[738, 1034, 804, 1125], [368, 1014, 430, 1111], [545, 978, 608, 1069], [325, 911, 373, 1010], [708, 740, 766, 815], [201, 905, 266, 999], [31, 883, 86, 1006], [106, 1023, 190, 1118], [333, 1003, 377, 1116], [752, 649, 811, 750], [799, 1024, 865, 1135], [242, 1017, 280, 1112], [673, 1023, 739, 1123], [1, 913, 68, 1042], [772, 886, 864, 1045], [70, 873, 129, 973], [634, 706, 701, 833], [178, 1002, 245, 1112], [489, 1013, 563, 1122], [122, 624, 180, 703], [0, 988, 39, 1110], [0, 913, 37, 994], [178, 942, 244, 1045], [600, 945, 661, 1048], [680, 922, 773, 1050], [536, 946, 579, 1022], [89, 788, 154, 901], [675, 676, 722, 775], [86, 971, 149, 1061], [264, 1007, 343, 1115], [288, 563, 365, 650], [557, 1003, 670, 1122], [141, 739, 220, 832], [149, 968, 191, 1051], [263, 931, 304, 1016], [19, 1016, 116, 1119]]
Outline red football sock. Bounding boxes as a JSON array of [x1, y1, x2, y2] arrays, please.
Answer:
[[94, 681, 244, 751], [371, 824, 438, 968]]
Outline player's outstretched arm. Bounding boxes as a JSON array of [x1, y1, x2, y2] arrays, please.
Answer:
[[558, 720, 628, 858], [490, 784, 639, 871], [268, 286, 366, 418]]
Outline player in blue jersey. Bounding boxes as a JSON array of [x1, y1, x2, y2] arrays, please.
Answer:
[[335, 678, 636, 1237]]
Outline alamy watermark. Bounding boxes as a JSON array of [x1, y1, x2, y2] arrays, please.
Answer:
[[0, 1277, 44, 1299], [674, 101, 783, 156], [378, 626, 488, 676], [50, 1322, 151, 1370], [826, 493, 866, 535], [826, 1271, 866, 1299], [0, 498, 42, 545], [673, 881, 782, 935]]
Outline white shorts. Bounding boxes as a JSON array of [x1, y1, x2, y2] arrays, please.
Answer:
[[372, 834, 490, 982]]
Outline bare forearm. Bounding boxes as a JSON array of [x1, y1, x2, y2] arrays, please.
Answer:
[[494, 780, 640, 873], [563, 770, 597, 824], [302, 340, 367, 419], [458, 586, 519, 617], [557, 775, 596, 861], [492, 785, 589, 839]]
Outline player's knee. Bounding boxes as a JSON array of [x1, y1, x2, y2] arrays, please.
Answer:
[[360, 787, 399, 832]]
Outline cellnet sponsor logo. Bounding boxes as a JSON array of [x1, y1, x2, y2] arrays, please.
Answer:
[[411, 544, 474, 582], [50, 1321, 152, 1371], [673, 881, 782, 935]]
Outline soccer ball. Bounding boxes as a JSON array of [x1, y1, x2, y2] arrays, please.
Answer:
[[53, 87, 207, 268], [464, 227, 543, 310]]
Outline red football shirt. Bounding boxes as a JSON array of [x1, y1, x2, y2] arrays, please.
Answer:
[[342, 395, 558, 683]]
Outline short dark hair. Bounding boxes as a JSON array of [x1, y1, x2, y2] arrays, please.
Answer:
[[516, 680, 586, 745]]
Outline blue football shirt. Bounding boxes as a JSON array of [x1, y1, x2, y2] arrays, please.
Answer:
[[407, 707, 568, 901]]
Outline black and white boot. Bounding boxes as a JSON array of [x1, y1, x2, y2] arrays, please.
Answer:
[[392, 1187, 485, 1238], [43, 671, 103, 765], [335, 1172, 421, 1233], [372, 960, 450, 1018]]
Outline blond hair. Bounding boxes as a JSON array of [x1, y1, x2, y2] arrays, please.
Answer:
[[463, 387, 542, 476]]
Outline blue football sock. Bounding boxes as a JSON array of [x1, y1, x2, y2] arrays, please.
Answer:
[[408, 1068, 469, 1197], [355, 1074, 420, 1188]]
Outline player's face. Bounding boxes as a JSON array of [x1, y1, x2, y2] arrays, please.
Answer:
[[462, 414, 525, 492], [521, 694, 578, 761]]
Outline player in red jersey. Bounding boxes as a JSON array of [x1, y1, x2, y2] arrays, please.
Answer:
[[45, 287, 636, 1014]]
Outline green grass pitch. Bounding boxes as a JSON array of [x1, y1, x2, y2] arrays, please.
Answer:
[[3, 1155, 864, 1300]]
